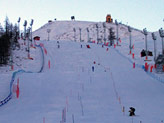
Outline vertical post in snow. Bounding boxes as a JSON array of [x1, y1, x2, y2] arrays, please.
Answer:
[[43, 117, 45, 123], [103, 22, 106, 43], [72, 114, 75, 123], [86, 28, 90, 42], [143, 28, 148, 59], [152, 33, 157, 61], [96, 24, 99, 43], [47, 29, 51, 41], [79, 28, 82, 42], [159, 28, 164, 54], [128, 26, 132, 54], [17, 17, 21, 39], [23, 20, 27, 41], [73, 28, 76, 42], [115, 20, 119, 45]]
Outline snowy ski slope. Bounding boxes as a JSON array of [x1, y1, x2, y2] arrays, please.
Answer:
[[0, 39, 164, 123]]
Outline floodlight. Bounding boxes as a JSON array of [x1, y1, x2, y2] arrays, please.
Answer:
[[47, 29, 51, 33], [86, 28, 89, 32], [159, 28, 164, 37], [128, 26, 132, 32], [30, 19, 34, 26], [115, 20, 118, 25], [96, 24, 98, 28], [152, 33, 157, 40], [18, 17, 21, 23], [143, 28, 148, 35], [23, 20, 27, 26]]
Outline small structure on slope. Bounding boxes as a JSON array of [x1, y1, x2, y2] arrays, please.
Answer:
[[106, 14, 113, 23]]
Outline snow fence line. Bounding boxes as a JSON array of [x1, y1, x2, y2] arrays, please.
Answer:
[[0, 44, 45, 107], [89, 42, 164, 84], [111, 47, 164, 84]]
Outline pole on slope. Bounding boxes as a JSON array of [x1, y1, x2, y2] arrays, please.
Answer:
[[79, 28, 82, 42], [159, 28, 164, 54], [152, 32, 157, 61], [73, 28, 76, 42], [86, 27, 90, 42], [23, 20, 27, 44], [96, 23, 99, 43], [143, 28, 148, 59], [128, 26, 132, 54], [103, 22, 106, 43], [115, 20, 119, 45], [47, 29, 51, 41], [17, 17, 21, 39], [30, 19, 34, 44]]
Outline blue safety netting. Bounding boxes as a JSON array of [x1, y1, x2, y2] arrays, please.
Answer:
[[0, 44, 45, 107]]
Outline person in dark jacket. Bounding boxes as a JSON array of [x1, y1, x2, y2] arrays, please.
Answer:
[[129, 107, 135, 116]]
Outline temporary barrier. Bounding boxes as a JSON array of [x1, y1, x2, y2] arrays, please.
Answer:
[[110, 47, 164, 84], [0, 43, 45, 107]]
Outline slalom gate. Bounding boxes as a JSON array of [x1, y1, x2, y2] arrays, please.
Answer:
[[0, 44, 45, 107]]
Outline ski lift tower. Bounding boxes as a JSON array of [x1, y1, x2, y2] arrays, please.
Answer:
[[152, 32, 157, 61], [115, 20, 119, 45], [159, 28, 164, 54], [103, 22, 106, 43], [73, 28, 76, 42], [86, 27, 90, 42], [128, 26, 132, 54], [47, 29, 51, 41], [143, 28, 148, 60]]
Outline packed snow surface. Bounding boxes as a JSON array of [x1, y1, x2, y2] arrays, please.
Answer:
[[0, 39, 164, 123]]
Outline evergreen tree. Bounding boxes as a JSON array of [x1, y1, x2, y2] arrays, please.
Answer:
[[108, 28, 116, 46], [0, 16, 19, 65]]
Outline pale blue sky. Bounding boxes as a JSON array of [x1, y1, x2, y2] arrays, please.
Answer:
[[0, 0, 164, 32]]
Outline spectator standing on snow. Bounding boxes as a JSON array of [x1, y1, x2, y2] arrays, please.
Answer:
[[129, 107, 135, 116], [92, 66, 94, 72]]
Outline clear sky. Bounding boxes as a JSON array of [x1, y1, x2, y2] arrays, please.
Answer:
[[0, 0, 164, 32]]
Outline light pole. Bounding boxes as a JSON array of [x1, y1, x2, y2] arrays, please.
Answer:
[[159, 28, 164, 54], [73, 28, 76, 42], [30, 19, 34, 42], [103, 22, 106, 43], [152, 32, 157, 61], [47, 29, 51, 41], [115, 20, 119, 45], [23, 20, 27, 40], [143, 28, 148, 59], [27, 27, 31, 57], [96, 24, 99, 43], [128, 26, 132, 54], [23, 20, 27, 46], [17, 17, 21, 39], [86, 28, 90, 42], [79, 28, 82, 42]]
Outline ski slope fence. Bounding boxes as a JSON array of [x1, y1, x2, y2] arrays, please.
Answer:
[[111, 47, 164, 84], [89, 42, 164, 84], [0, 44, 45, 107]]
